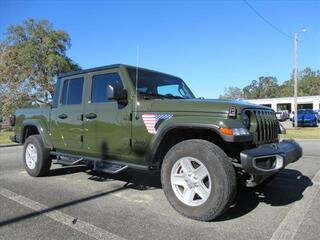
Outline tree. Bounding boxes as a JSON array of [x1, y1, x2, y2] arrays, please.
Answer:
[[256, 76, 279, 98], [219, 68, 319, 100], [242, 76, 279, 99], [0, 18, 81, 117], [219, 86, 243, 100], [299, 70, 320, 96], [242, 79, 259, 99], [278, 79, 293, 97], [278, 68, 320, 97]]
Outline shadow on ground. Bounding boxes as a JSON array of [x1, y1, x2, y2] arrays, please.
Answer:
[[217, 169, 313, 221], [86, 167, 312, 221], [0, 166, 311, 226], [48, 165, 312, 221], [87, 168, 162, 189]]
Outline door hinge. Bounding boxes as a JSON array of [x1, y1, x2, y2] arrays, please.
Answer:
[[129, 113, 133, 121], [80, 136, 83, 142], [129, 138, 132, 147], [81, 114, 84, 121]]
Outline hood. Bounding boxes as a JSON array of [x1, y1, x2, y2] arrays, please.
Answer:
[[147, 98, 271, 114]]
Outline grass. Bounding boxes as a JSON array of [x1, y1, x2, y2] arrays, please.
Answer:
[[281, 127, 320, 139], [0, 131, 16, 145]]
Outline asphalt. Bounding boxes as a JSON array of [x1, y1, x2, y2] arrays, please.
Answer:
[[0, 140, 319, 240]]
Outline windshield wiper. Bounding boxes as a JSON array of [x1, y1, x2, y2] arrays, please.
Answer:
[[139, 92, 166, 99], [139, 92, 185, 100]]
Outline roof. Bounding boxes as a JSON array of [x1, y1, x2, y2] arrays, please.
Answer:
[[245, 95, 320, 102], [58, 64, 180, 79]]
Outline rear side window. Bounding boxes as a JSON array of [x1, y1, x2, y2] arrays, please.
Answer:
[[52, 78, 61, 108], [61, 78, 84, 105], [91, 73, 124, 103]]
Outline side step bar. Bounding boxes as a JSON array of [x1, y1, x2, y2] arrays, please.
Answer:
[[93, 161, 128, 174], [55, 156, 85, 166], [50, 151, 148, 174]]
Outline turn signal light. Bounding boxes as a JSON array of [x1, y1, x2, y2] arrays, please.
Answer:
[[220, 127, 250, 136], [220, 128, 233, 135]]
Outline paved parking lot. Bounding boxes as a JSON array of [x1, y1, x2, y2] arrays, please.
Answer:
[[0, 140, 319, 240]]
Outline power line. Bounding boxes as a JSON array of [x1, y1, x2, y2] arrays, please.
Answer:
[[243, 0, 293, 39]]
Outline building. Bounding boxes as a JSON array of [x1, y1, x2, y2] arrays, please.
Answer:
[[245, 95, 320, 112]]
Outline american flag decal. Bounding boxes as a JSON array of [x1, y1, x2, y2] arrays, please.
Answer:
[[142, 113, 173, 134]]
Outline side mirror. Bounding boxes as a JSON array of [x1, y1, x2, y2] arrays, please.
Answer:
[[106, 84, 127, 105], [115, 90, 128, 106], [106, 85, 114, 100], [116, 89, 128, 101]]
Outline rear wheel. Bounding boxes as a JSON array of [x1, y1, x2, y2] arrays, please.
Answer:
[[23, 135, 51, 177], [161, 139, 237, 221]]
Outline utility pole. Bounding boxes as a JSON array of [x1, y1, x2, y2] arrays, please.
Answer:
[[294, 32, 298, 129]]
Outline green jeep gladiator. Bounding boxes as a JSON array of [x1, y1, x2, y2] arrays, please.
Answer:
[[10, 64, 302, 221]]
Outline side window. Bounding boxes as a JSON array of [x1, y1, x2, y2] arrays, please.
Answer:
[[52, 78, 61, 108], [61, 78, 84, 105], [91, 73, 124, 103]]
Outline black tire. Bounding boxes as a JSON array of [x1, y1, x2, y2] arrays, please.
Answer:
[[23, 135, 51, 177], [161, 139, 237, 221]]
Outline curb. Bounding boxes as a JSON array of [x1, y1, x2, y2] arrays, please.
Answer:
[[0, 144, 22, 148], [280, 138, 320, 141]]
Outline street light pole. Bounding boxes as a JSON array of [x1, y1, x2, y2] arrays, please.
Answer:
[[294, 32, 298, 129]]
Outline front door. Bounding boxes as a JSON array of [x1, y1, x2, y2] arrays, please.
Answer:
[[83, 70, 132, 160], [50, 76, 85, 153]]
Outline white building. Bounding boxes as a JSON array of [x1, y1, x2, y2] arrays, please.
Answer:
[[245, 95, 320, 112]]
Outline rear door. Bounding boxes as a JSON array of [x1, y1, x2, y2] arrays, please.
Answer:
[[82, 70, 132, 160], [50, 75, 85, 153]]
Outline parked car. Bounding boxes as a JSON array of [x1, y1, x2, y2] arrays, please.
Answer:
[[10, 64, 302, 221], [292, 109, 318, 127], [276, 111, 287, 121], [282, 110, 290, 119]]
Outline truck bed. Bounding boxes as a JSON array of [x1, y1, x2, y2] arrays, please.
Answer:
[[14, 107, 51, 142]]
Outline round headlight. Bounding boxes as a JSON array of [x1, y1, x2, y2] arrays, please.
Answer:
[[242, 111, 250, 128]]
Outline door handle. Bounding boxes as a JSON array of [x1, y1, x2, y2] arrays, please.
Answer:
[[58, 113, 68, 119], [85, 113, 97, 119]]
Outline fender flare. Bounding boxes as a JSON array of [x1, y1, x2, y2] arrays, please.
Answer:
[[145, 123, 222, 166], [21, 119, 53, 149], [145, 122, 253, 166]]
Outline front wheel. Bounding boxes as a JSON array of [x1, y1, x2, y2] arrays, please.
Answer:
[[161, 139, 237, 221], [23, 135, 52, 177]]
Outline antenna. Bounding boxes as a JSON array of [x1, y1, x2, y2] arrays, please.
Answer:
[[134, 45, 139, 119]]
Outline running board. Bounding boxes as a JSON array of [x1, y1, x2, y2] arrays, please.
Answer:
[[94, 161, 128, 174], [50, 151, 148, 172], [55, 157, 85, 166]]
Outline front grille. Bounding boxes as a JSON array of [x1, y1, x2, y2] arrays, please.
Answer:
[[250, 109, 279, 144]]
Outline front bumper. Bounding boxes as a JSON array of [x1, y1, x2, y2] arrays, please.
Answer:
[[240, 140, 302, 176]]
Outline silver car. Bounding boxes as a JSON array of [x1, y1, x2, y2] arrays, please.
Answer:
[[276, 111, 287, 121]]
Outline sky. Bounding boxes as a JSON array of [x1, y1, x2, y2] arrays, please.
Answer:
[[0, 0, 319, 98]]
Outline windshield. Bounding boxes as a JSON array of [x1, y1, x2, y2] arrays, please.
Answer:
[[298, 109, 315, 114], [127, 68, 195, 99]]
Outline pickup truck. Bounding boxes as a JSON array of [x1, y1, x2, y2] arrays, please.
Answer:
[[10, 64, 302, 221]]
